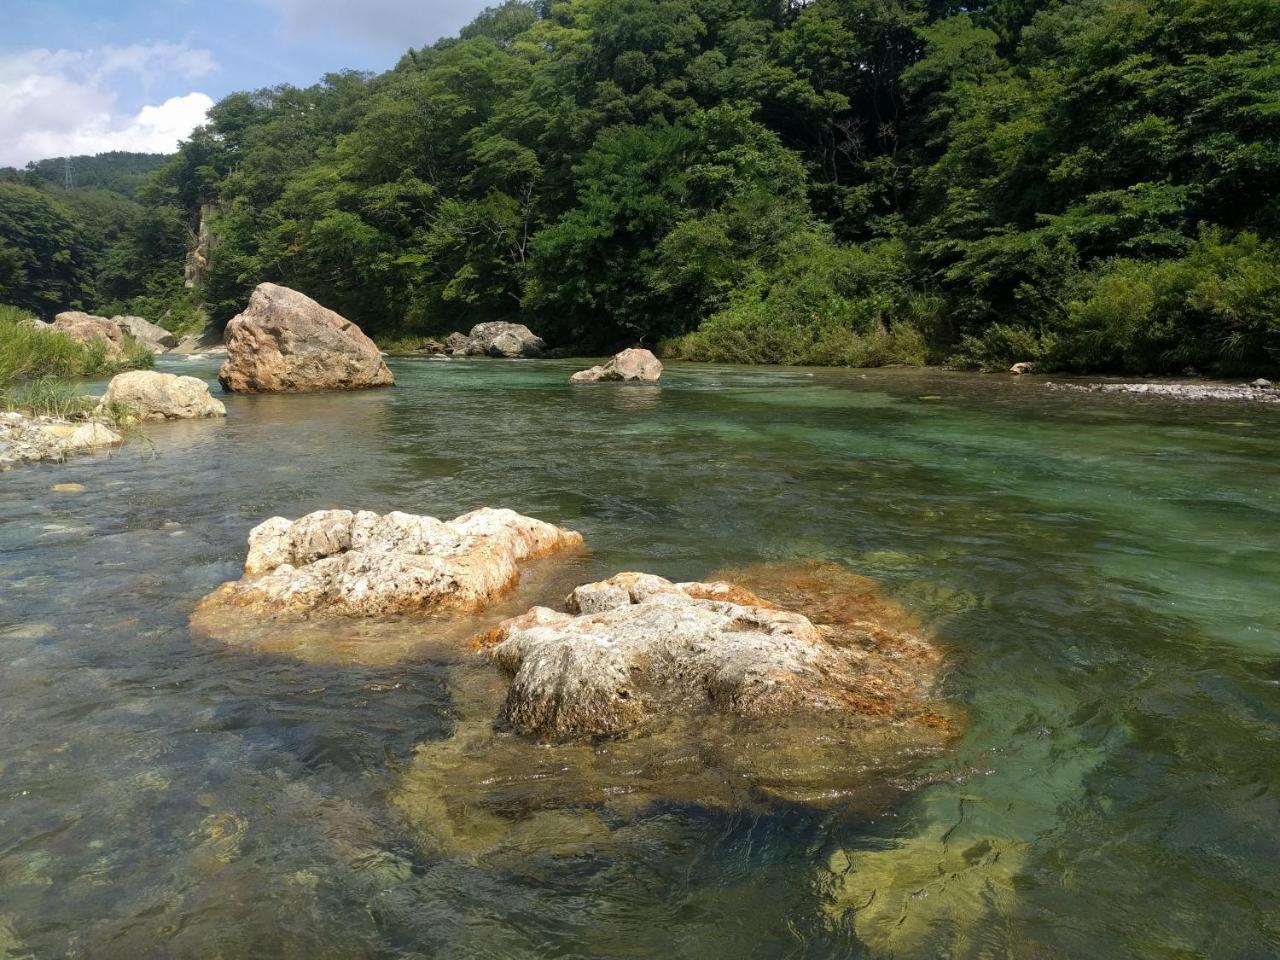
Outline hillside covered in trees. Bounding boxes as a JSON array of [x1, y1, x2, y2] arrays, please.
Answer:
[[3, 0, 1278, 373]]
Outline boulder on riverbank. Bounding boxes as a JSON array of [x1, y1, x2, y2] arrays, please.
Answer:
[[569, 348, 662, 384], [51, 312, 129, 361], [460, 322, 545, 358], [476, 568, 941, 740], [0, 411, 122, 470], [218, 283, 395, 393], [111, 315, 178, 353], [193, 507, 583, 620], [100, 370, 226, 421]]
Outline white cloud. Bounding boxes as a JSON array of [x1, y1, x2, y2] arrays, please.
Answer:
[[260, 0, 489, 50], [0, 43, 217, 167]]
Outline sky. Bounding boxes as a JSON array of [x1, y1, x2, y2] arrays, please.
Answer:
[[0, 0, 495, 168]]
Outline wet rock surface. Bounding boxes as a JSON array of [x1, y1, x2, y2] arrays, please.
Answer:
[[0, 411, 123, 470], [394, 563, 958, 855], [192, 507, 584, 622], [218, 283, 395, 393], [101, 370, 226, 421], [476, 568, 944, 739], [569, 348, 663, 383], [1048, 380, 1279, 402]]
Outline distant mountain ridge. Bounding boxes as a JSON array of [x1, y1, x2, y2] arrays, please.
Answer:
[[0, 152, 171, 201]]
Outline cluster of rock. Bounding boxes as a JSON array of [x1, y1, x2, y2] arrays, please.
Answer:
[[441, 322, 546, 358], [195, 509, 948, 746], [0, 411, 122, 470], [218, 283, 395, 393], [193, 507, 584, 620], [1047, 379, 1278, 403], [41, 311, 178, 357], [570, 348, 662, 383]]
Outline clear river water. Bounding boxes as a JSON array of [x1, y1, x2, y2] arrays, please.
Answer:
[[1, 356, 1278, 959]]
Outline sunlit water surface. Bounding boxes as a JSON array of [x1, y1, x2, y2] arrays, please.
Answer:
[[1, 357, 1277, 958]]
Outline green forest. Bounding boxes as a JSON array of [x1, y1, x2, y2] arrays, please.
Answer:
[[2, 0, 1278, 374]]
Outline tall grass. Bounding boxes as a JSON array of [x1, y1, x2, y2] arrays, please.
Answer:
[[0, 304, 153, 417]]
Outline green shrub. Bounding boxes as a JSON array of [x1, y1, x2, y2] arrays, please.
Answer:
[[0, 303, 154, 391], [948, 323, 1060, 372], [662, 237, 935, 367], [1055, 231, 1280, 374]]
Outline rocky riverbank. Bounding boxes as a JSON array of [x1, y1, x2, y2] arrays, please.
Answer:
[[0, 410, 122, 470], [1046, 379, 1277, 403]]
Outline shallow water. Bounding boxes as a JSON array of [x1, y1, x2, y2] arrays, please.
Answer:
[[1, 356, 1278, 958]]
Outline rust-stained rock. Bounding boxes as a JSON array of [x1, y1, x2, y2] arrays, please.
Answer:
[[476, 566, 943, 740]]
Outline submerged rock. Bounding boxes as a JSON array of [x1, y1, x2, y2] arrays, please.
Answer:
[[461, 322, 545, 358], [0, 411, 123, 470], [393, 562, 958, 855], [100, 370, 226, 421], [218, 283, 395, 393], [193, 507, 583, 620], [476, 569, 941, 739], [51, 311, 129, 360], [569, 348, 662, 384]]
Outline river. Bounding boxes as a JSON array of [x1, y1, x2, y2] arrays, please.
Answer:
[[1, 356, 1277, 958]]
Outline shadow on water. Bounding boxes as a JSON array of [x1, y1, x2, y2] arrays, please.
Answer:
[[0, 357, 1277, 957]]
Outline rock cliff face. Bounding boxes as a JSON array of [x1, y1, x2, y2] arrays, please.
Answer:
[[570, 348, 662, 383], [184, 203, 219, 290], [217, 283, 395, 393], [192, 507, 583, 620], [100, 371, 226, 421]]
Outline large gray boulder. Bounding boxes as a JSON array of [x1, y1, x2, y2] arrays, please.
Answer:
[[218, 283, 394, 393], [570, 348, 662, 383], [462, 322, 545, 358], [100, 370, 226, 421], [111, 315, 177, 353]]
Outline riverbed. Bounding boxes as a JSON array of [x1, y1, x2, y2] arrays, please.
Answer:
[[2, 356, 1277, 958]]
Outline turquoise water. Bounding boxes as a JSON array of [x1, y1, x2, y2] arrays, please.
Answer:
[[1, 356, 1277, 957]]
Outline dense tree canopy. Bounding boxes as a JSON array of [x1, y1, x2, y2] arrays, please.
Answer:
[[4, 0, 1278, 373]]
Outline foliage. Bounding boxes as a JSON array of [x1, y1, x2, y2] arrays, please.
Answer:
[[5, 0, 1279, 373], [0, 305, 153, 392]]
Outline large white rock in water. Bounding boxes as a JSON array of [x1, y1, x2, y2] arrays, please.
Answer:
[[218, 283, 395, 392], [570, 348, 662, 383], [100, 370, 226, 421], [111, 315, 178, 353], [477, 570, 941, 739], [462, 322, 545, 358], [51, 311, 129, 360], [194, 507, 583, 619]]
